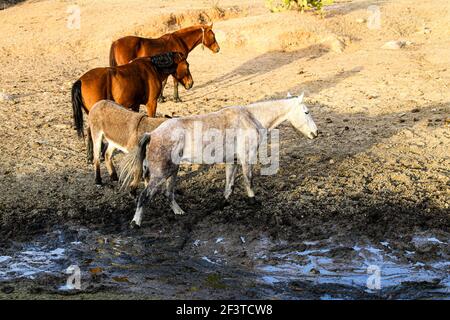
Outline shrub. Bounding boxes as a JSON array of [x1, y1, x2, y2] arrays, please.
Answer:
[[266, 0, 334, 13]]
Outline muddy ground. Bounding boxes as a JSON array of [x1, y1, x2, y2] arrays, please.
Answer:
[[0, 0, 448, 299]]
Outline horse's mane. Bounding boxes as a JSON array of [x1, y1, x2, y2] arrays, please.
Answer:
[[129, 51, 185, 74], [149, 52, 179, 74], [172, 24, 208, 35], [150, 52, 174, 68]]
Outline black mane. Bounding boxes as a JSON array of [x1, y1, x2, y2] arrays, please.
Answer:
[[150, 52, 176, 73]]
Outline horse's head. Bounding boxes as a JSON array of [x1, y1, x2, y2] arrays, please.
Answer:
[[201, 23, 220, 53], [286, 92, 318, 140], [172, 52, 194, 90]]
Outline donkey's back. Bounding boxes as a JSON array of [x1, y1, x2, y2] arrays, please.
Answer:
[[89, 100, 166, 151], [89, 100, 143, 151], [88, 100, 167, 185]]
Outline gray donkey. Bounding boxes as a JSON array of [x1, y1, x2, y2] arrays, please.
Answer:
[[120, 93, 318, 228]]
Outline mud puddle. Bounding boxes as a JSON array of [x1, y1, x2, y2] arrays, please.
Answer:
[[0, 225, 448, 299], [256, 236, 449, 299]]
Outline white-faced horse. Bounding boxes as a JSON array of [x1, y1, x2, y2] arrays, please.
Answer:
[[120, 92, 318, 227]]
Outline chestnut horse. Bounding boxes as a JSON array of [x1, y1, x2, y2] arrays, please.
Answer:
[[72, 52, 192, 131], [109, 24, 219, 102], [71, 52, 192, 161]]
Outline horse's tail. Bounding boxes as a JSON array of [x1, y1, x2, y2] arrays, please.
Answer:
[[71, 79, 84, 138], [109, 42, 117, 67], [120, 133, 151, 190]]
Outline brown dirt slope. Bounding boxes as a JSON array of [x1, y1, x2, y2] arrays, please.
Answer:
[[0, 0, 448, 243]]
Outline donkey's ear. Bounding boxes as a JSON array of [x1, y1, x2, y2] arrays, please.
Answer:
[[287, 92, 292, 98], [298, 92, 304, 102]]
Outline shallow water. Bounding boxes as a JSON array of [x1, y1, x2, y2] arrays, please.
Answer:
[[256, 238, 449, 299], [0, 231, 76, 280], [0, 226, 448, 299]]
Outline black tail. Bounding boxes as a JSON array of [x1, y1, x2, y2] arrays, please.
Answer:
[[109, 42, 117, 67], [71, 80, 84, 138]]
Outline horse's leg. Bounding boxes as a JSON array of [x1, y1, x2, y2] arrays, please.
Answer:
[[129, 157, 148, 199], [100, 140, 109, 161], [173, 77, 181, 103], [131, 176, 165, 228], [92, 131, 103, 186], [164, 171, 185, 215], [104, 144, 118, 182], [224, 163, 238, 200], [241, 162, 258, 204], [143, 159, 150, 186], [145, 98, 157, 117], [158, 78, 167, 103]]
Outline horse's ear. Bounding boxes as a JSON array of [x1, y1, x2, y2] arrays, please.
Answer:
[[298, 92, 304, 102], [209, 22, 213, 29], [287, 92, 292, 98]]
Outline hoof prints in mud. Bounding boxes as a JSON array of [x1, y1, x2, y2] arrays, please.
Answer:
[[1, 191, 449, 244]]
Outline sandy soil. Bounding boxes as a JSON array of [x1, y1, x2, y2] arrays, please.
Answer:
[[0, 0, 448, 299]]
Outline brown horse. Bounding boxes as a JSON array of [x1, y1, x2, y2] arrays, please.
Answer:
[[72, 51, 192, 135], [71, 52, 192, 161], [109, 24, 219, 102]]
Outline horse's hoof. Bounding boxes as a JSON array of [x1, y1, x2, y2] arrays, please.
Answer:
[[217, 199, 230, 210], [158, 96, 166, 103], [173, 208, 185, 215], [247, 197, 260, 206], [95, 179, 103, 187], [174, 97, 182, 103], [110, 173, 118, 182], [129, 189, 137, 198], [130, 220, 140, 229]]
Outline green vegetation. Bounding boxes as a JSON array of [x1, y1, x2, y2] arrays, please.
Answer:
[[266, 0, 334, 13]]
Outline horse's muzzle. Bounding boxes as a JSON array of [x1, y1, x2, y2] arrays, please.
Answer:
[[211, 43, 220, 53], [184, 80, 194, 90]]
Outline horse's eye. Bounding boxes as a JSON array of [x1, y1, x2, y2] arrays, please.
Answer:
[[305, 111, 309, 115]]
